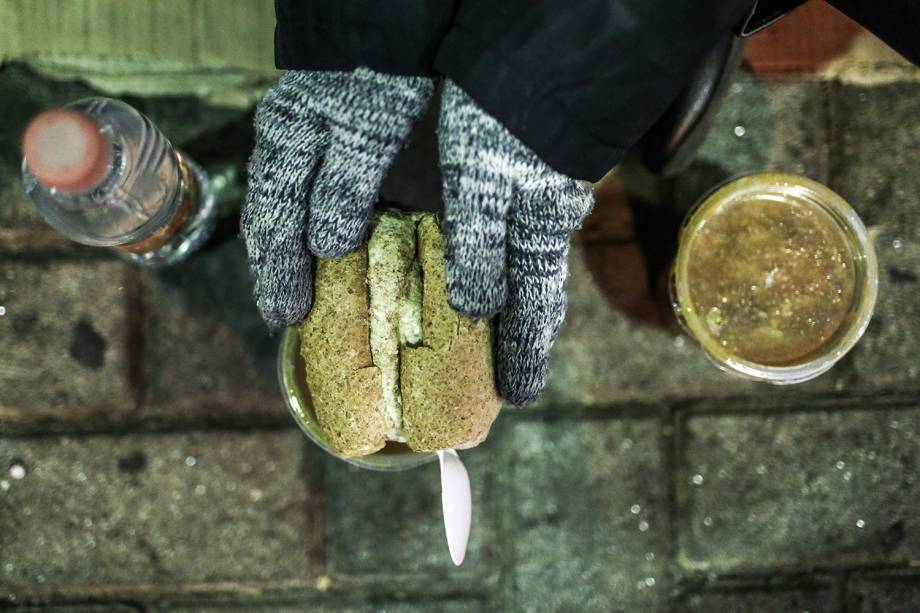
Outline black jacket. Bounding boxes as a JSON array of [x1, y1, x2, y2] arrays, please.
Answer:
[[275, 0, 920, 182]]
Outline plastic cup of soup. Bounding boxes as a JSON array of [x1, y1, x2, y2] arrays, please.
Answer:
[[277, 324, 437, 471], [671, 172, 878, 384]]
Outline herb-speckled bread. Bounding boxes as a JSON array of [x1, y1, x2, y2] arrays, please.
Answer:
[[300, 211, 502, 457]]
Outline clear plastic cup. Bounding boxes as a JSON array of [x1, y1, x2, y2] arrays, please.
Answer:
[[671, 172, 878, 384], [277, 325, 437, 471]]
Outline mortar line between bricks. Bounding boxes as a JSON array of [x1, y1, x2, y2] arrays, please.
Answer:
[[124, 265, 147, 414], [672, 564, 920, 604], [834, 569, 850, 613], [672, 400, 920, 421], [0, 250, 118, 264], [61, 578, 499, 607], [1, 418, 302, 440], [676, 560, 920, 579], [505, 403, 670, 421], [300, 437, 326, 587], [300, 580, 496, 601], [4, 387, 917, 438], [514, 386, 920, 419], [1, 579, 328, 605], [0, 598, 145, 611], [671, 404, 696, 588], [668, 389, 920, 417], [662, 405, 683, 610], [519, 385, 920, 417], [825, 78, 844, 190], [494, 415, 519, 611], [672, 565, 920, 583]]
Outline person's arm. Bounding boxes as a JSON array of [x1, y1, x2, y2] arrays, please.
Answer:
[[433, 0, 756, 182], [244, 1, 449, 328], [826, 0, 920, 65], [274, 0, 458, 76]]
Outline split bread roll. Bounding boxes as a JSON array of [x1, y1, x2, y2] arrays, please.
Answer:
[[300, 211, 502, 457]]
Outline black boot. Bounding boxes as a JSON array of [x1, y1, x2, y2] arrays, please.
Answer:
[[638, 34, 747, 177]]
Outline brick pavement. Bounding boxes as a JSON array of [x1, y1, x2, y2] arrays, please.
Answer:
[[2, 38, 920, 613]]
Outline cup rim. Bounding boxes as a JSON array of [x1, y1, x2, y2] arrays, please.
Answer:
[[277, 324, 438, 471], [672, 172, 879, 384]]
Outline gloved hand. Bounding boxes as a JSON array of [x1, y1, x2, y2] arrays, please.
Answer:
[[242, 69, 435, 328], [438, 80, 594, 405]]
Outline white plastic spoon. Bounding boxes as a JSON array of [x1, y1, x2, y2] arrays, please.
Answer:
[[437, 448, 472, 566]]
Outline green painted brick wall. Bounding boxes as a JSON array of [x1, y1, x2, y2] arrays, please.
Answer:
[[0, 0, 279, 104], [1, 0, 276, 71]]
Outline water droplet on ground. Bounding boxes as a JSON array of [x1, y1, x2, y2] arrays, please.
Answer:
[[315, 575, 332, 591], [9, 463, 26, 480]]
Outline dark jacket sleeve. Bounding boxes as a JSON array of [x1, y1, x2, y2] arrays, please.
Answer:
[[274, 0, 919, 182], [432, 0, 756, 181], [274, 0, 458, 76]]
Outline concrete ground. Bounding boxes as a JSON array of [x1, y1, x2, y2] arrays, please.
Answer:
[[1, 16, 920, 613]]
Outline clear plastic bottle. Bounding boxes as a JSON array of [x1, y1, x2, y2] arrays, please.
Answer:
[[21, 97, 216, 267]]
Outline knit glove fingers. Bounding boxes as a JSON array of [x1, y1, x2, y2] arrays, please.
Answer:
[[497, 178, 594, 404], [307, 68, 435, 257], [438, 79, 594, 404], [441, 80, 532, 317], [439, 83, 515, 316], [243, 69, 434, 329], [242, 75, 329, 328]]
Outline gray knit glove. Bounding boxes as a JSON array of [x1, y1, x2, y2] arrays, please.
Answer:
[[439, 81, 594, 405], [242, 69, 435, 327]]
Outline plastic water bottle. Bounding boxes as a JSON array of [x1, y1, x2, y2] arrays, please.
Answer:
[[21, 98, 216, 267]]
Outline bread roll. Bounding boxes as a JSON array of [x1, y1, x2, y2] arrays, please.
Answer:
[[300, 211, 501, 457]]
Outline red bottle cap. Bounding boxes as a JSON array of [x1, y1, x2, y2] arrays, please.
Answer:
[[22, 108, 110, 193]]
